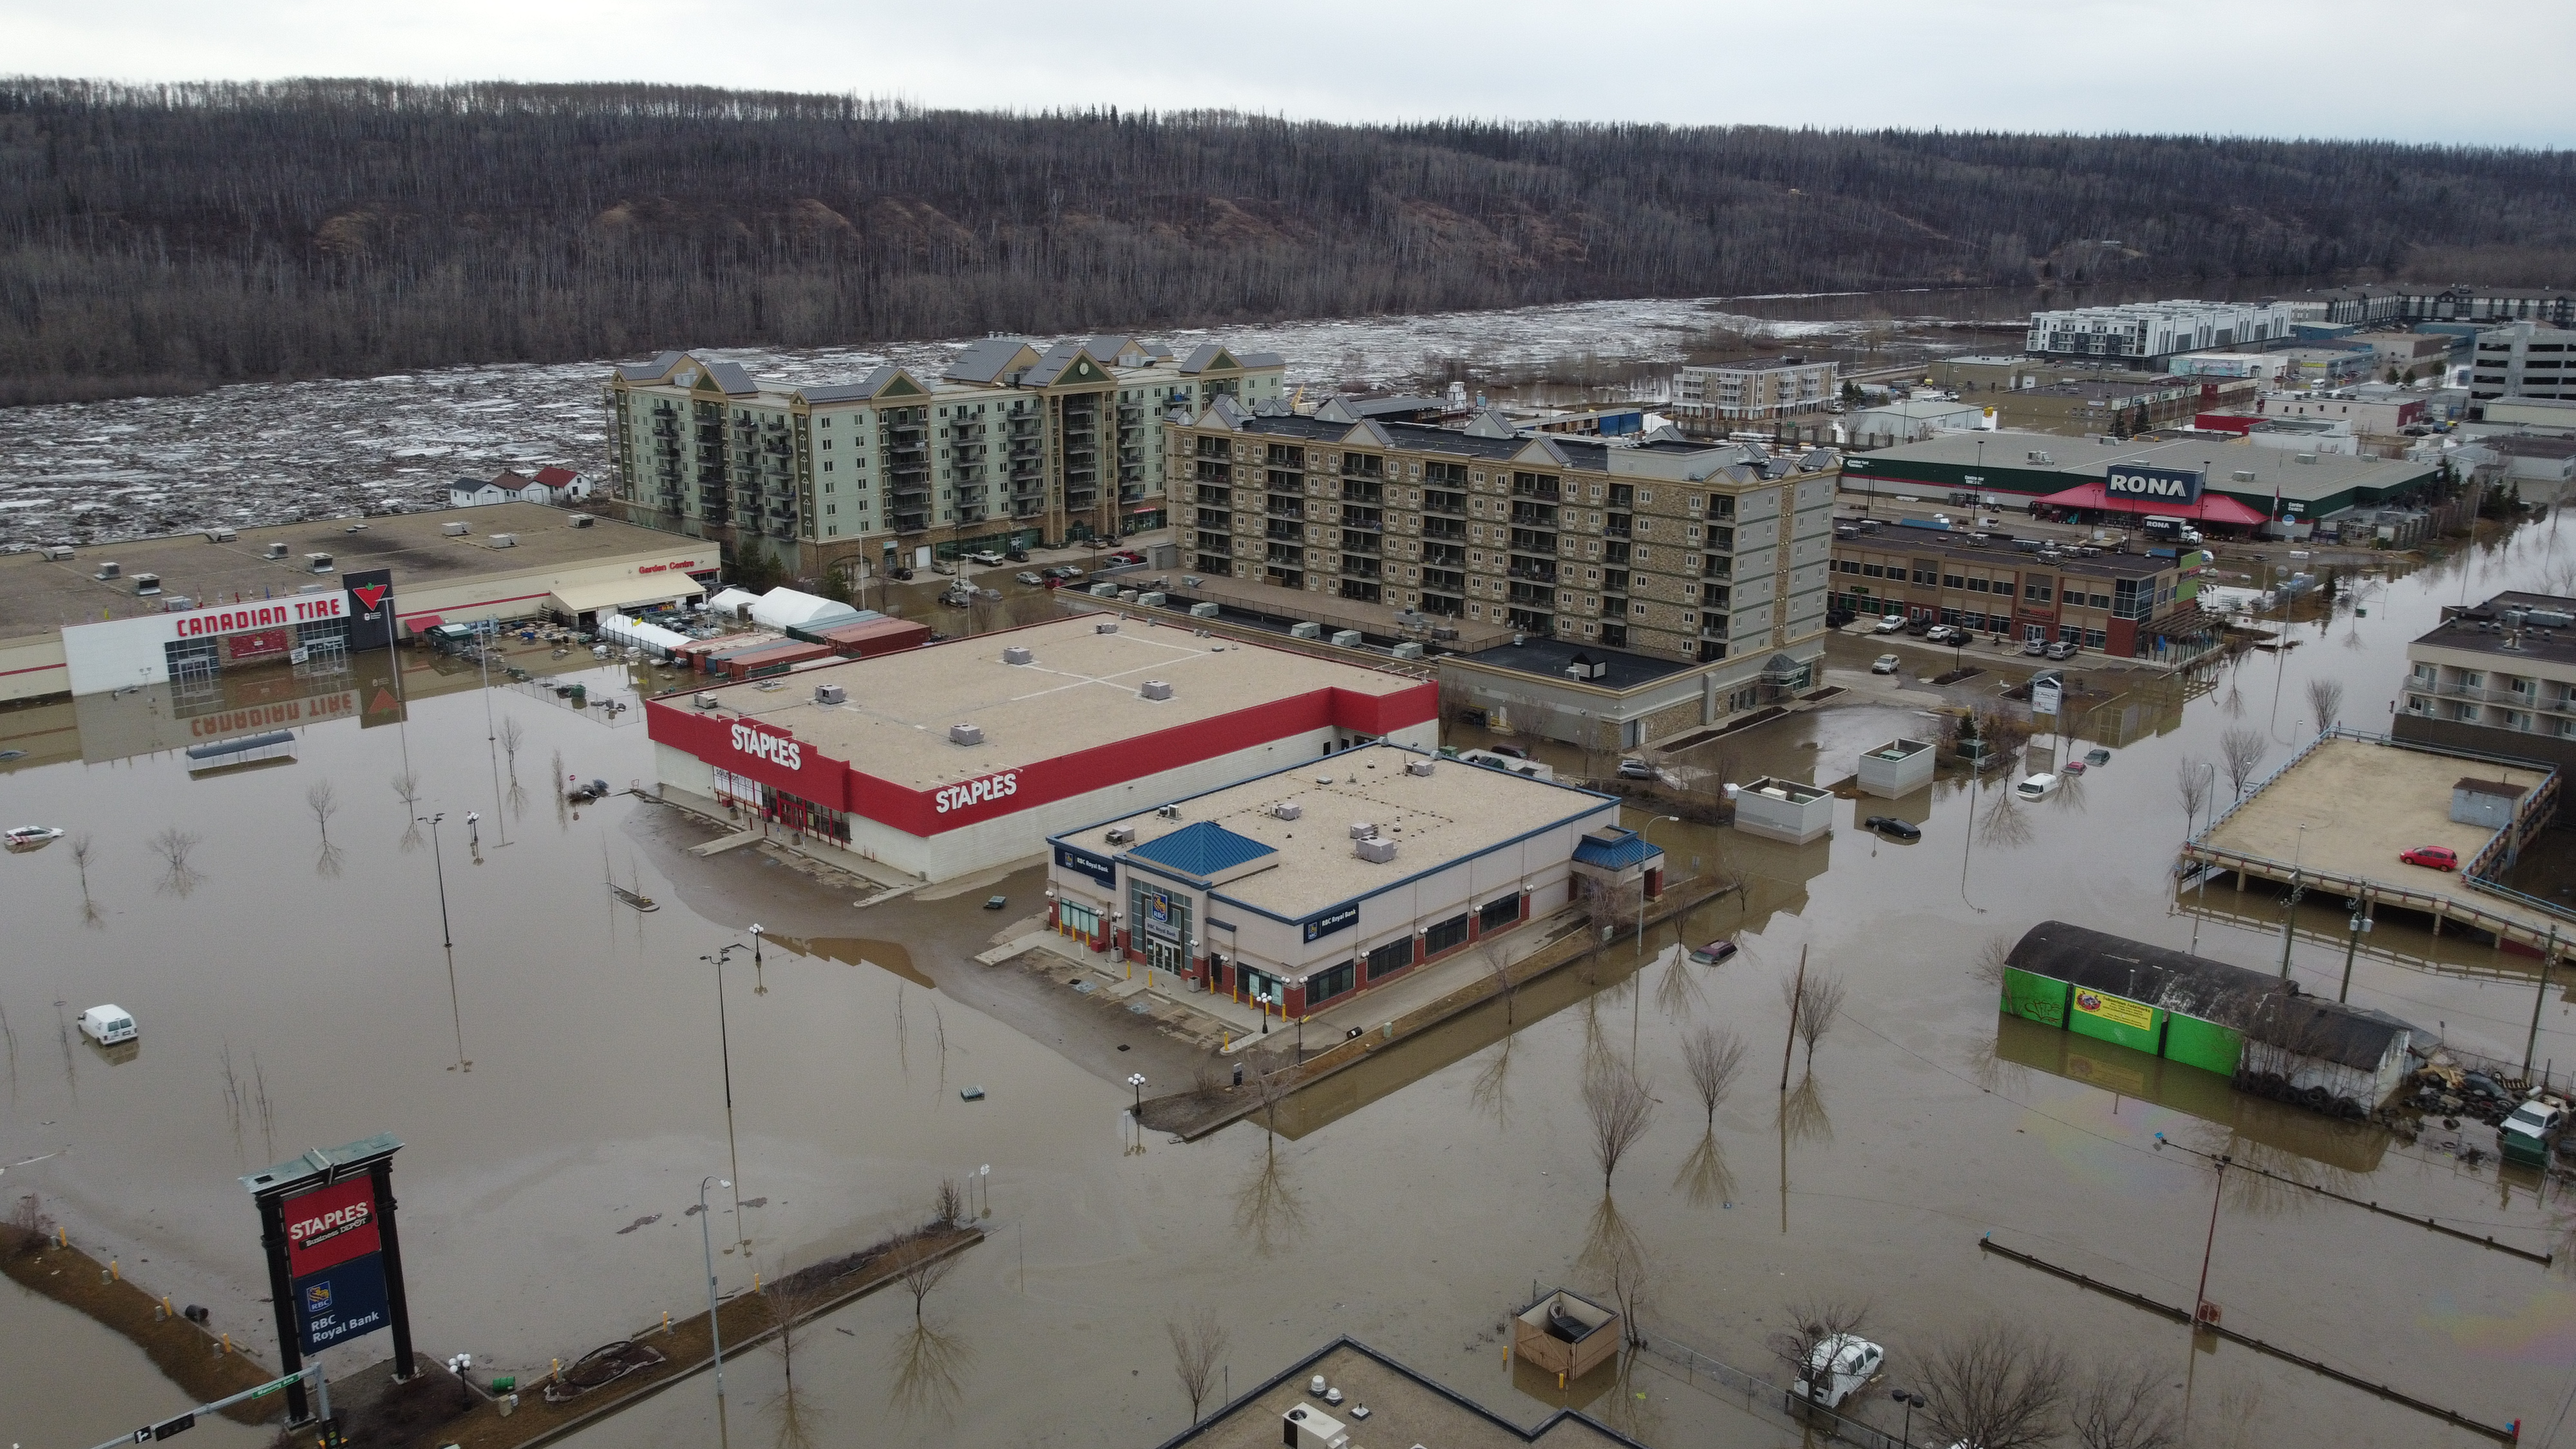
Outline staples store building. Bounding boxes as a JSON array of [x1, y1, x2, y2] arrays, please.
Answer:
[[645, 615, 1441, 882]]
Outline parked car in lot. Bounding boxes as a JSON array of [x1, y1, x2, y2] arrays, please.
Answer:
[[2022, 638, 2048, 656], [1924, 624, 1962, 645], [1905, 617, 1933, 636], [967, 549, 1006, 566], [1875, 614, 1906, 634], [2499, 1097, 2567, 1166], [1616, 757, 1659, 781], [2086, 748, 2111, 766], [1862, 815, 1921, 841], [1047, 565, 1085, 581], [1871, 654, 1901, 675], [2045, 640, 2078, 661], [1015, 571, 1045, 586], [1792, 1334, 1884, 1410], [1687, 937, 1740, 965], [1004, 548, 1030, 562], [1489, 744, 1530, 760], [2014, 773, 2061, 802], [2400, 844, 2459, 871]]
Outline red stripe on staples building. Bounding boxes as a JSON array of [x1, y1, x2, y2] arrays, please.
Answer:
[[646, 614, 1440, 882]]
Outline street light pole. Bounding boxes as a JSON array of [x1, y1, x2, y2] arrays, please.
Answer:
[[700, 1174, 733, 1434], [699, 944, 749, 1253], [1891, 1388, 1925, 1448], [417, 813, 452, 949], [1128, 1073, 1146, 1116], [2279, 824, 2309, 978]]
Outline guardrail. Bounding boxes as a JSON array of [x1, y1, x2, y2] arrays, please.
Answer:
[[2181, 841, 2565, 955]]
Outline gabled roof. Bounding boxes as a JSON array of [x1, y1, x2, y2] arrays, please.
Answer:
[[1510, 436, 1572, 468], [699, 361, 760, 397], [1085, 335, 1170, 367], [945, 337, 1039, 384], [1126, 820, 1277, 880], [1338, 419, 1395, 448], [1178, 343, 1241, 375], [1023, 342, 1112, 388], [616, 350, 686, 383], [1464, 408, 1519, 439], [534, 466, 579, 487], [799, 365, 927, 403], [1193, 396, 1249, 430], [1313, 397, 1359, 424]]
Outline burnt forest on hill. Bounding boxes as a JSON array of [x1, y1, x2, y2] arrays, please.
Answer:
[[5, 77, 2575, 406]]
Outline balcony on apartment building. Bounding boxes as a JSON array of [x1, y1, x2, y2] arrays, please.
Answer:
[[1511, 473, 1561, 502]]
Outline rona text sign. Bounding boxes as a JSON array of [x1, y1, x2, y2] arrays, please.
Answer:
[[2103, 464, 2203, 505]]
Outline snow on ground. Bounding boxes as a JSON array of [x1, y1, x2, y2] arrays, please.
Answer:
[[0, 294, 1989, 547]]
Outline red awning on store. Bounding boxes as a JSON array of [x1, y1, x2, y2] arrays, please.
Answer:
[[2033, 482, 2270, 526], [408, 614, 444, 630]]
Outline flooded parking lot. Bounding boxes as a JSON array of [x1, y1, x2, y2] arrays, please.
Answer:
[[5, 522, 2576, 1448]]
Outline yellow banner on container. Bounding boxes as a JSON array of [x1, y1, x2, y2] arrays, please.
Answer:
[[2072, 989, 2155, 1032]]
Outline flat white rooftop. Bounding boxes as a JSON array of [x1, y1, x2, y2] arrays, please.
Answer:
[[680, 614, 1427, 791], [1074, 743, 1611, 921]]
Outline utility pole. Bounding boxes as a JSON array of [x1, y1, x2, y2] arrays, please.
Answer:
[[2193, 1153, 2231, 1330], [2525, 927, 2559, 1083], [1778, 946, 1808, 1092], [2338, 892, 2372, 1003]]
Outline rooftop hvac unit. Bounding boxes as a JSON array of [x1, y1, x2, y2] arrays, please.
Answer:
[[1139, 679, 1173, 701], [1094, 620, 1119, 634], [694, 692, 721, 710], [205, 527, 237, 543], [1282, 1405, 1349, 1449], [162, 596, 194, 612], [489, 533, 517, 547], [2295, 453, 2318, 464], [1330, 629, 1362, 647], [1405, 759, 1435, 777], [1189, 601, 1220, 619], [1289, 621, 1323, 639], [1356, 837, 1399, 864], [949, 723, 985, 746], [2529, 609, 2575, 629], [264, 542, 289, 559], [1391, 641, 1426, 660], [813, 683, 847, 705], [306, 553, 334, 573], [1089, 582, 1119, 598], [2233, 469, 2259, 482], [1155, 804, 1181, 820], [1002, 646, 1034, 665], [443, 522, 471, 536], [1272, 801, 1303, 820], [1118, 589, 1140, 603], [571, 514, 595, 528], [95, 561, 120, 580], [1349, 821, 1376, 839], [1430, 626, 1459, 641], [1181, 575, 1203, 587], [1105, 826, 1137, 845], [1138, 591, 1167, 608], [132, 573, 162, 595], [41, 545, 71, 561]]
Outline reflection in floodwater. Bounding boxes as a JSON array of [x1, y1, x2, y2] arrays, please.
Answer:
[[51, 999, 74, 1093], [1676, 1130, 1737, 1209], [1777, 1074, 1831, 1235], [1653, 946, 1705, 1019], [1231, 1132, 1307, 1256], [887, 1320, 972, 1425], [149, 826, 204, 898], [0, 1002, 15, 1103], [1576, 1192, 1642, 1283], [764, 935, 935, 990], [1992, 1014, 2388, 1176], [1468, 1035, 1516, 1130]]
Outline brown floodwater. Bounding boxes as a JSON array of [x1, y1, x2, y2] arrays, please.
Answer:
[[5, 520, 2575, 1449]]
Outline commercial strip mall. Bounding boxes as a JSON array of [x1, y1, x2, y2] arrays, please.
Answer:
[[1043, 742, 1665, 1018], [0, 504, 719, 703], [643, 614, 1442, 883]]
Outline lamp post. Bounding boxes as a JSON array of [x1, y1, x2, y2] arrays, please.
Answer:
[[2192, 1151, 2231, 1330], [750, 922, 766, 995], [1128, 1073, 1146, 1115], [699, 943, 749, 1251], [1637, 815, 1683, 960], [1891, 1388, 1926, 1448], [414, 813, 453, 949], [700, 1174, 733, 1431]]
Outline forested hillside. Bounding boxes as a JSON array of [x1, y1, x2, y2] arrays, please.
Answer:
[[5, 79, 2573, 405]]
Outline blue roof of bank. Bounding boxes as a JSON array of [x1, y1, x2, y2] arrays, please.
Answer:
[[1125, 820, 1277, 878], [1571, 826, 1662, 870]]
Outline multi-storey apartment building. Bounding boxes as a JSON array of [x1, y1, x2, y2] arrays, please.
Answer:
[[2467, 324, 2576, 404], [1671, 356, 1838, 428], [603, 338, 1285, 576], [2025, 300, 2296, 366], [2394, 591, 2576, 771], [1165, 400, 1839, 672]]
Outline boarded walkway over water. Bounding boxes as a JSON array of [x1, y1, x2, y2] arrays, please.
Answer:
[[2185, 734, 2568, 953]]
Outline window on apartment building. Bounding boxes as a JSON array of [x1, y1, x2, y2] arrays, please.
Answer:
[[2025, 580, 2053, 602], [1967, 578, 1991, 592], [2461, 670, 2484, 688], [1862, 564, 1884, 578], [2457, 703, 2481, 721], [1942, 573, 1965, 589]]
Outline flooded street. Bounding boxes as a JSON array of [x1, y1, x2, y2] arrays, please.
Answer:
[[6, 522, 2576, 1448]]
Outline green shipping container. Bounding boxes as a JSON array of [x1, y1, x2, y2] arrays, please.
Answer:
[[2001, 967, 2070, 1027], [2161, 1012, 2244, 1077]]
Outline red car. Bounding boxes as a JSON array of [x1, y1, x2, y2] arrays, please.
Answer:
[[2399, 846, 2459, 871]]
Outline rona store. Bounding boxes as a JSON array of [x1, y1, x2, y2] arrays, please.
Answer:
[[645, 614, 1438, 882]]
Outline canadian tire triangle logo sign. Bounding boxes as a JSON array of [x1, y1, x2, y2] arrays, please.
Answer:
[[352, 584, 390, 613]]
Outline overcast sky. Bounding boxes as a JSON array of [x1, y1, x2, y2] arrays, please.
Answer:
[[10, 0, 2571, 147]]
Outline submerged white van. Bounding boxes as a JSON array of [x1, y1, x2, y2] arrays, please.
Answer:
[[2014, 773, 2061, 802], [77, 1005, 137, 1045]]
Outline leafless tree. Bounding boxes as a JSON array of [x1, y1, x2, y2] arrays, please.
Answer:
[[2069, 1359, 2181, 1449], [1766, 1299, 1870, 1402], [2174, 756, 2215, 840], [887, 1320, 972, 1425], [1777, 950, 1808, 1091], [1920, 1320, 2072, 1449], [1166, 1307, 1230, 1425], [305, 779, 339, 842], [1231, 1133, 1306, 1256], [2219, 726, 2268, 801], [1469, 1036, 1517, 1128], [1582, 1063, 1656, 1192], [1481, 938, 1518, 1025], [1680, 1025, 1745, 1128], [895, 1232, 958, 1325], [934, 1177, 966, 1227], [2303, 677, 2346, 734], [1576, 871, 1640, 939], [759, 1269, 829, 1449], [1792, 972, 1848, 1072], [68, 833, 92, 893], [150, 827, 203, 896]]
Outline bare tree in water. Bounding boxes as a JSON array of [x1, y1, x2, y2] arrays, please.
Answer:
[[2174, 756, 2215, 840], [1680, 1025, 1745, 1128], [1920, 1320, 2071, 1449], [2219, 726, 2267, 802], [2069, 1359, 2181, 1449], [1582, 1063, 1656, 1192], [1166, 1307, 1231, 1425], [2303, 677, 2346, 734], [1790, 971, 1847, 1073]]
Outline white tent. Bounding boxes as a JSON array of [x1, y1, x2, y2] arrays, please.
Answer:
[[748, 587, 864, 633], [705, 587, 762, 620], [600, 613, 692, 658]]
